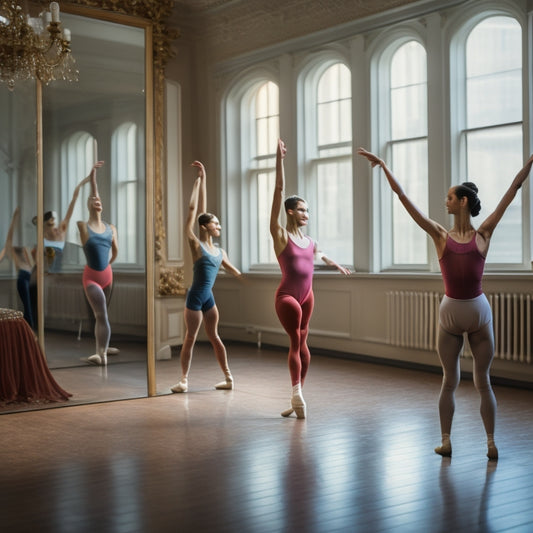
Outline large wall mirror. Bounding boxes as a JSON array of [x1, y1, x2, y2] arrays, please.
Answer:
[[0, 3, 155, 412]]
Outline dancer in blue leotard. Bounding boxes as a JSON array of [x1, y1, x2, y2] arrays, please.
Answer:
[[171, 161, 242, 393], [77, 161, 118, 366], [1, 207, 36, 328]]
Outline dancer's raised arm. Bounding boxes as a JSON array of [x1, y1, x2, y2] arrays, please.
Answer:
[[1, 207, 19, 262], [477, 154, 533, 240], [358, 148, 447, 252], [270, 139, 288, 256]]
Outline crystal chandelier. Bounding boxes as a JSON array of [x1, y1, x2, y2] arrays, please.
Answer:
[[0, 1, 78, 90]]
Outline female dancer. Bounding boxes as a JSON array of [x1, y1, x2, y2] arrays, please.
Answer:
[[77, 161, 118, 366], [1, 207, 35, 328], [171, 161, 242, 393], [271, 139, 350, 419], [358, 147, 533, 459], [34, 174, 90, 273]]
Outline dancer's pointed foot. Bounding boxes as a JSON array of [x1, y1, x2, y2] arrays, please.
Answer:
[[281, 407, 294, 417], [487, 436, 498, 460], [291, 394, 306, 419], [88, 353, 107, 366], [171, 380, 188, 393], [435, 434, 451, 457], [107, 347, 120, 355], [215, 376, 234, 390]]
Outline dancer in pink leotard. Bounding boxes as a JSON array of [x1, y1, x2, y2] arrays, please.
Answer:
[[271, 139, 350, 419], [359, 147, 533, 460]]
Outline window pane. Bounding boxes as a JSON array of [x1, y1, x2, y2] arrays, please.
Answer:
[[256, 82, 279, 157], [256, 170, 275, 264], [467, 17, 521, 128], [466, 125, 523, 263], [391, 141, 428, 265], [391, 42, 427, 139], [316, 159, 352, 265], [317, 63, 352, 146]]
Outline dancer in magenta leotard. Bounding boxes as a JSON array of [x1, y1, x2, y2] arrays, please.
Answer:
[[271, 139, 351, 419], [77, 161, 118, 366], [170, 161, 242, 394], [359, 147, 533, 460]]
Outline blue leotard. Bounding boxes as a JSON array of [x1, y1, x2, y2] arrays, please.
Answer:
[[44, 238, 65, 273], [83, 223, 112, 271], [185, 242, 223, 312]]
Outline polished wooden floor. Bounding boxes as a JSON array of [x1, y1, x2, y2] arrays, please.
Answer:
[[1, 342, 533, 533]]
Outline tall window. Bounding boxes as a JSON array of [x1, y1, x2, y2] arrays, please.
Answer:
[[112, 122, 141, 265], [463, 16, 522, 264], [312, 62, 352, 266], [384, 40, 428, 268], [248, 81, 279, 266], [61, 131, 96, 246]]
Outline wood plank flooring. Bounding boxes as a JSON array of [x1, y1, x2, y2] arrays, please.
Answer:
[[1, 343, 533, 532]]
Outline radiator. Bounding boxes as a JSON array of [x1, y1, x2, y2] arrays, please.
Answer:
[[386, 291, 532, 364]]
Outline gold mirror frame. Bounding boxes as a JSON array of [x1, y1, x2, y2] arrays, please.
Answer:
[[35, 0, 179, 396]]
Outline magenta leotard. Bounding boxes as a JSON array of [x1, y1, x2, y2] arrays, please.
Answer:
[[275, 235, 315, 304], [439, 234, 485, 300]]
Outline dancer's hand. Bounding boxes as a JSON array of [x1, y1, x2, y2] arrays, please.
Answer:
[[277, 139, 287, 159], [191, 160, 206, 178], [357, 148, 382, 169]]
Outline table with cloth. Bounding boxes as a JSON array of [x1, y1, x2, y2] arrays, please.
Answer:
[[0, 308, 71, 403]]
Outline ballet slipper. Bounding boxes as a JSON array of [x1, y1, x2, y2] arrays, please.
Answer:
[[171, 380, 188, 393], [107, 347, 120, 355], [487, 436, 498, 460], [291, 394, 306, 419], [88, 353, 107, 366], [281, 407, 294, 417], [434, 434, 451, 457], [215, 376, 234, 390]]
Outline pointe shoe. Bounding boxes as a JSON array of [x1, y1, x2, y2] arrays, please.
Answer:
[[215, 377, 234, 390], [107, 347, 120, 355], [291, 394, 306, 419], [487, 443, 499, 461], [88, 353, 107, 366], [281, 407, 294, 417], [434, 442, 452, 457], [171, 380, 188, 393]]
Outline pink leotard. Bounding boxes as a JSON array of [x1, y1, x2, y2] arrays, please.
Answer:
[[439, 234, 485, 300], [275, 235, 315, 304]]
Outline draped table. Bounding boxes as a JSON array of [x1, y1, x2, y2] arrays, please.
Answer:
[[0, 308, 71, 403]]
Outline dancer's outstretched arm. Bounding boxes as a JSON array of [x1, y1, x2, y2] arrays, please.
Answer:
[[270, 139, 288, 256], [477, 154, 533, 240], [358, 148, 447, 253]]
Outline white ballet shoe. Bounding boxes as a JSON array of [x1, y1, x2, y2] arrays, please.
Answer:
[[215, 376, 234, 390], [88, 353, 107, 366], [171, 380, 188, 393], [291, 394, 306, 419], [107, 347, 120, 355], [281, 407, 294, 417]]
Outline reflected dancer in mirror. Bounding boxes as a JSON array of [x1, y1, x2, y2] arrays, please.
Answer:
[[77, 161, 118, 366]]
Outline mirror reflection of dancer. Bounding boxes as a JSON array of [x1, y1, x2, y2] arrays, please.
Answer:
[[1, 207, 35, 328], [358, 147, 533, 460], [271, 140, 351, 419], [77, 161, 118, 366], [34, 175, 90, 273], [171, 161, 242, 394]]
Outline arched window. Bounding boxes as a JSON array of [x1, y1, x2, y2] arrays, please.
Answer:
[[305, 61, 353, 266], [381, 40, 428, 268], [61, 131, 96, 246], [247, 80, 279, 266], [112, 121, 142, 265], [462, 16, 522, 264]]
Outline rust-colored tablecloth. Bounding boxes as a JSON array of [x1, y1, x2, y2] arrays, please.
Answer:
[[0, 308, 71, 403]]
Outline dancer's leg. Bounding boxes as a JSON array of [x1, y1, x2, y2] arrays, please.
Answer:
[[298, 291, 314, 385], [171, 307, 203, 392], [435, 325, 463, 455], [84, 282, 111, 365], [203, 305, 234, 389], [468, 322, 498, 459]]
